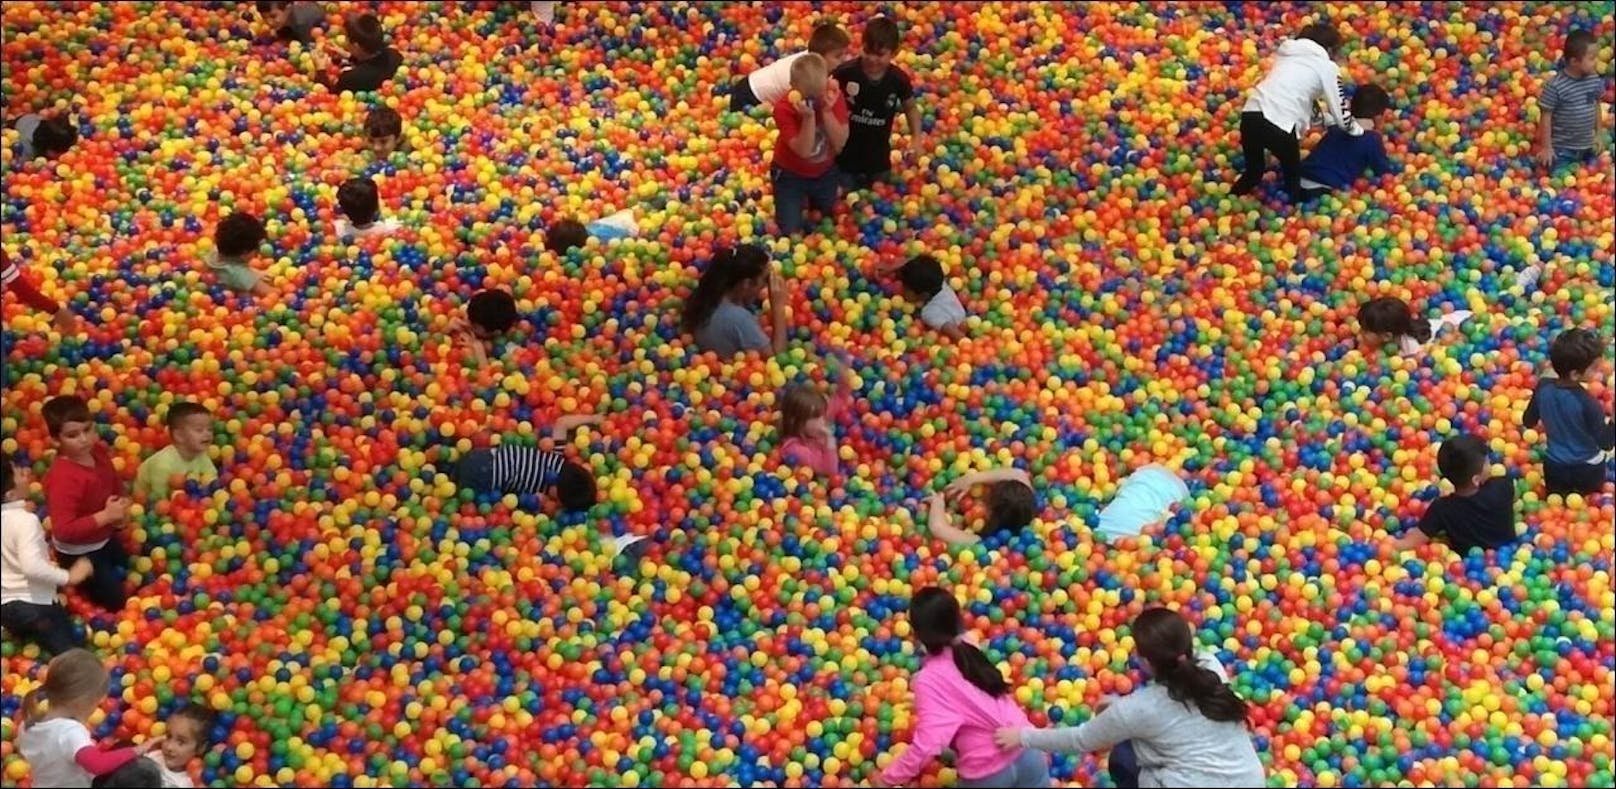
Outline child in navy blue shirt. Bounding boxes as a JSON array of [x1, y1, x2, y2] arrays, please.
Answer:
[[1524, 328, 1614, 496], [1393, 434, 1518, 555], [1299, 84, 1396, 200]]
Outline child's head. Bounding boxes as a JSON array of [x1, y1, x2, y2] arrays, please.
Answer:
[[1356, 296, 1424, 346], [23, 649, 108, 724], [780, 383, 830, 441], [337, 177, 381, 227], [985, 480, 1036, 535], [1130, 608, 1250, 723], [1563, 30, 1598, 74], [215, 212, 266, 260], [343, 13, 387, 59], [897, 254, 945, 300], [466, 289, 519, 338], [1299, 22, 1343, 58], [2, 455, 30, 503], [91, 757, 162, 789], [364, 106, 403, 156], [789, 53, 830, 100], [545, 219, 589, 255], [254, 0, 292, 29], [1436, 434, 1489, 490], [859, 16, 901, 75], [159, 703, 217, 774], [1350, 84, 1391, 121], [33, 116, 78, 158], [1550, 328, 1604, 380], [807, 22, 853, 69], [908, 586, 1010, 696], [681, 244, 771, 333], [43, 395, 95, 457], [555, 461, 597, 513], [165, 402, 214, 459]]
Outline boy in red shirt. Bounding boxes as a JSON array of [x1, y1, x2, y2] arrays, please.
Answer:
[[41, 395, 132, 612], [771, 53, 849, 236]]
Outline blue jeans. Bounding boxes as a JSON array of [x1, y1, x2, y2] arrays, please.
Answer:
[[1555, 147, 1593, 169], [56, 540, 129, 612], [772, 166, 839, 235], [1109, 740, 1141, 788], [957, 749, 1050, 788]]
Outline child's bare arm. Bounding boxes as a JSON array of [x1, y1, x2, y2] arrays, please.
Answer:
[[788, 102, 819, 158], [903, 99, 923, 154], [1391, 527, 1430, 552], [937, 320, 966, 340], [551, 414, 605, 440], [944, 466, 1030, 495], [1536, 110, 1555, 166], [925, 492, 980, 546]]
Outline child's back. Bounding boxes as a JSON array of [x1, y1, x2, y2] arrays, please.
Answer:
[[1298, 84, 1395, 195]]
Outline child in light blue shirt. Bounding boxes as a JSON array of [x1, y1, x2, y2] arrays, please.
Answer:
[[1094, 465, 1189, 541]]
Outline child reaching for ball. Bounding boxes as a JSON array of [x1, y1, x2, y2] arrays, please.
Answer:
[[208, 212, 272, 296], [1391, 434, 1519, 554], [3, 456, 94, 656], [890, 253, 967, 338], [18, 650, 162, 787], [152, 703, 216, 788], [42, 395, 134, 613], [923, 466, 1037, 546], [778, 354, 856, 478], [1524, 328, 1614, 497], [771, 53, 850, 236], [1356, 296, 1470, 357], [134, 402, 219, 500]]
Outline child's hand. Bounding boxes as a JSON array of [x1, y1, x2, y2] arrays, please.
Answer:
[[992, 727, 1025, 750], [768, 269, 787, 295], [867, 770, 892, 788], [136, 736, 166, 756], [1534, 146, 1554, 169], [943, 477, 974, 498], [795, 98, 816, 118], [66, 558, 93, 586], [99, 496, 130, 525], [52, 308, 78, 335]]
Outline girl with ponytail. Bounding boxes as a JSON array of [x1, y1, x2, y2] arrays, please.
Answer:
[[994, 607, 1264, 788], [681, 244, 790, 357], [870, 587, 1049, 788], [18, 649, 163, 787]]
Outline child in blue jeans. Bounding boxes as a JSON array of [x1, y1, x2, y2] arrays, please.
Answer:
[[770, 54, 848, 235]]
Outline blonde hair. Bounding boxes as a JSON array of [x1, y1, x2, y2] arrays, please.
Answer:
[[789, 53, 829, 96], [780, 383, 828, 440], [22, 649, 108, 724]]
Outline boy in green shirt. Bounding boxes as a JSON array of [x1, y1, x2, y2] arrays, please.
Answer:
[[134, 403, 219, 499]]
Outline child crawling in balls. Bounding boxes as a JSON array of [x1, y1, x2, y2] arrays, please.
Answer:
[[437, 417, 603, 513]]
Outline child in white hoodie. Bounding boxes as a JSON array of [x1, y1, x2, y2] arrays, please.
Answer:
[[1233, 23, 1363, 202]]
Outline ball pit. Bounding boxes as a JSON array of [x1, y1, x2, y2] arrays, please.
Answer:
[[3, 1, 1614, 787]]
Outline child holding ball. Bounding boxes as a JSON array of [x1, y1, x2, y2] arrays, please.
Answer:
[[771, 53, 849, 235], [778, 354, 856, 478]]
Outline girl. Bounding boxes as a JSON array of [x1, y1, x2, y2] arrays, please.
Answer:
[[1234, 23, 1362, 201], [681, 244, 788, 357], [17, 649, 160, 787], [154, 703, 217, 788], [1357, 296, 1471, 356], [995, 608, 1264, 788], [871, 588, 1048, 788], [924, 467, 1036, 546], [2, 456, 94, 656], [1094, 464, 1190, 542], [778, 354, 856, 478]]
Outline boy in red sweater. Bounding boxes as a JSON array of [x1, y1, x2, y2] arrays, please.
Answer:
[[41, 396, 131, 612], [771, 53, 849, 236], [2, 250, 78, 333]]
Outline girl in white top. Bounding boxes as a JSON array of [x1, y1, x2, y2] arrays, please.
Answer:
[[1357, 296, 1472, 357], [1233, 23, 1362, 201], [17, 649, 161, 788], [1, 457, 92, 656]]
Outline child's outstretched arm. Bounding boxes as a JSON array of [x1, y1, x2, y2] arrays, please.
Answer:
[[994, 706, 1128, 755], [924, 492, 980, 546], [766, 269, 789, 354], [943, 466, 1031, 495], [551, 414, 605, 440]]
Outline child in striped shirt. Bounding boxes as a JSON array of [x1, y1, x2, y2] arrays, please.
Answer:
[[1535, 30, 1605, 171], [442, 416, 603, 513]]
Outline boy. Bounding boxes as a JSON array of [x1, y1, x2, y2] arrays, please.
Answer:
[[11, 112, 76, 160], [1524, 328, 1614, 496], [771, 53, 849, 235], [894, 254, 966, 338], [255, 0, 325, 45], [363, 105, 403, 156], [449, 288, 520, 368], [334, 177, 401, 240], [729, 21, 853, 112], [209, 211, 271, 296], [545, 218, 589, 255], [3, 249, 78, 333], [1298, 84, 1397, 200], [134, 402, 219, 500], [41, 395, 132, 612], [154, 703, 216, 788], [833, 16, 923, 190], [311, 13, 403, 93], [442, 419, 603, 513], [1536, 30, 1604, 170], [1392, 434, 1518, 554], [2, 456, 93, 656]]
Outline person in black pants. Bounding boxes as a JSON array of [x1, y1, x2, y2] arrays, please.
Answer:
[[1236, 111, 1304, 199], [1232, 23, 1363, 201]]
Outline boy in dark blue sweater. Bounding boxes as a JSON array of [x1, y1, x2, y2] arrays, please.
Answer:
[[1298, 84, 1396, 200], [1525, 328, 1614, 496]]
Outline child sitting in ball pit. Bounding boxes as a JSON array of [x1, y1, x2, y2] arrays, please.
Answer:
[[778, 354, 856, 478], [255, 0, 325, 46], [1356, 296, 1470, 357], [3, 455, 94, 657], [310, 13, 403, 94], [1535, 30, 1605, 171], [890, 253, 967, 338], [18, 650, 160, 787], [1524, 328, 1614, 497], [42, 395, 133, 613], [134, 402, 219, 501], [771, 52, 850, 236], [334, 176, 401, 241], [1392, 434, 1519, 554], [446, 288, 525, 368], [438, 416, 604, 514], [729, 21, 853, 112], [10, 112, 77, 160], [922, 466, 1036, 546], [363, 105, 404, 157], [208, 212, 272, 296], [683, 244, 790, 357], [1297, 84, 1397, 200], [152, 702, 216, 788]]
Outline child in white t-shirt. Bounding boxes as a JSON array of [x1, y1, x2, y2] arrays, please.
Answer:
[[1357, 296, 1471, 357], [894, 254, 968, 338], [334, 177, 401, 241], [152, 703, 216, 788], [18, 650, 160, 787], [728, 22, 852, 111]]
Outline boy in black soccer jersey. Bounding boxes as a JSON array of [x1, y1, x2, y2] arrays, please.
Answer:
[[832, 16, 924, 190]]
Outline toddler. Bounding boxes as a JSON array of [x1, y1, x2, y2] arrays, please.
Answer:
[[18, 650, 157, 787], [209, 212, 271, 296], [42, 395, 132, 612], [134, 402, 219, 500], [154, 703, 216, 788], [255, 0, 325, 45], [1392, 434, 1518, 554], [1536, 30, 1604, 170], [894, 254, 967, 338], [1298, 84, 1397, 199], [923, 466, 1036, 546], [334, 177, 401, 240], [1524, 328, 1614, 496], [448, 288, 521, 368], [11, 112, 76, 160], [3, 456, 93, 656], [1094, 464, 1189, 542], [363, 105, 404, 156], [730, 22, 852, 111], [834, 16, 923, 189], [771, 53, 849, 235], [1356, 296, 1470, 357], [779, 357, 855, 478], [311, 13, 403, 93]]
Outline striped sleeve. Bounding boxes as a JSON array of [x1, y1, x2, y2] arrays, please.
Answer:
[[1538, 75, 1561, 111], [490, 447, 567, 495], [1, 251, 62, 313]]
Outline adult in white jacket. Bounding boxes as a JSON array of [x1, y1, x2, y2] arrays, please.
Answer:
[[1233, 24, 1363, 202]]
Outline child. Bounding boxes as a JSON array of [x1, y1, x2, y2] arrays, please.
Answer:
[[682, 244, 790, 356], [833, 16, 923, 190], [1392, 434, 1519, 554], [545, 219, 589, 255], [771, 53, 849, 235], [311, 13, 403, 93], [729, 21, 853, 112], [893, 254, 967, 338], [254, 0, 325, 45], [153, 703, 216, 788], [209, 212, 271, 296], [11, 112, 77, 159], [923, 467, 1036, 546], [134, 402, 219, 500], [334, 177, 401, 241], [363, 105, 403, 156], [1536, 30, 1604, 170], [42, 395, 132, 612], [1356, 296, 1470, 357], [1094, 465, 1190, 542], [447, 288, 520, 368], [17, 650, 156, 787], [995, 608, 1264, 788], [1234, 23, 1363, 201], [3, 456, 94, 656], [871, 587, 1047, 788], [3, 249, 79, 333], [1524, 328, 1614, 496], [441, 417, 603, 513], [93, 758, 163, 789], [779, 357, 855, 478], [1298, 84, 1397, 199]]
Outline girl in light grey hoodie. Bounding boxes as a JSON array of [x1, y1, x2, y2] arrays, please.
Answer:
[[1233, 23, 1364, 202]]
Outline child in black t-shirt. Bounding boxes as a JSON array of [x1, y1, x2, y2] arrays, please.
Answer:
[[1393, 434, 1518, 555], [832, 16, 923, 190]]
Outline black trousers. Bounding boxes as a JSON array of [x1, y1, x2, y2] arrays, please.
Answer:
[[1545, 461, 1606, 496], [1235, 111, 1301, 200], [56, 540, 129, 612], [729, 77, 760, 112], [0, 601, 83, 656]]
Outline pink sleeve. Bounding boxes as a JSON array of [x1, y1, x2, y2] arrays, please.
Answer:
[[76, 745, 138, 775], [881, 674, 963, 785], [825, 390, 853, 422]]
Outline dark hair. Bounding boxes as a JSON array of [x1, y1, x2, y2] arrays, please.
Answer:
[[1357, 297, 1430, 344], [467, 289, 519, 334], [898, 254, 944, 298], [1350, 84, 1391, 119], [908, 587, 1010, 697], [1564, 30, 1596, 62], [337, 177, 381, 225], [255, 1, 291, 15], [1299, 22, 1343, 56], [1436, 434, 1489, 488], [986, 480, 1036, 534], [164, 402, 212, 431], [43, 395, 92, 438], [546, 219, 589, 255], [555, 461, 597, 513], [681, 244, 770, 333], [1, 455, 14, 494], [216, 212, 266, 259], [1550, 328, 1604, 378], [168, 702, 220, 747], [91, 757, 162, 789], [808, 22, 852, 55], [345, 13, 386, 54], [1132, 608, 1250, 724], [364, 106, 402, 139], [862, 16, 900, 54], [32, 116, 78, 157]]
